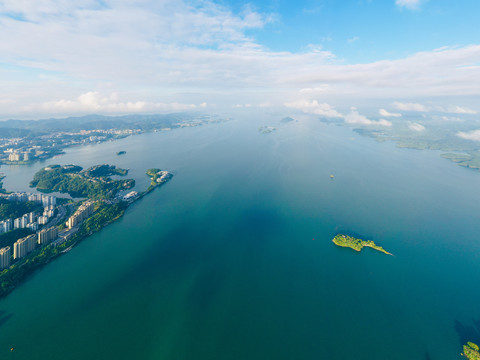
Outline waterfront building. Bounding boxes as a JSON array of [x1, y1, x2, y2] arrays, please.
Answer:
[[42, 195, 56, 208], [8, 152, 20, 161], [28, 193, 43, 202], [123, 191, 139, 201], [38, 226, 58, 245], [0, 247, 11, 270], [66, 201, 95, 229], [13, 235, 36, 259]]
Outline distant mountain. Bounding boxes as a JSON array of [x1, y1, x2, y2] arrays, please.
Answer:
[[0, 127, 34, 138], [0, 113, 203, 133]]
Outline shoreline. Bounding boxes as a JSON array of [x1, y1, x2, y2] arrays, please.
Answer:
[[0, 169, 172, 299]]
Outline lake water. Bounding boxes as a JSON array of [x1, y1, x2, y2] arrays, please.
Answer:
[[0, 117, 479, 359]]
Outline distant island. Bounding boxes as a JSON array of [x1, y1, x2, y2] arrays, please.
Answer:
[[280, 116, 295, 124], [462, 342, 480, 360], [258, 126, 276, 134], [332, 234, 393, 256], [117, 151, 126, 155]]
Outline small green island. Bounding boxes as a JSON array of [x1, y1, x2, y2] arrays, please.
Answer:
[[332, 234, 393, 256], [463, 342, 480, 360]]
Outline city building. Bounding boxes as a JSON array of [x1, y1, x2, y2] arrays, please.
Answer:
[[27, 211, 36, 223], [66, 201, 95, 229], [0, 219, 13, 233], [0, 247, 11, 270], [26, 222, 38, 232], [13, 235, 36, 259], [123, 191, 138, 201], [37, 215, 48, 225], [28, 193, 42, 202], [42, 195, 56, 208], [38, 226, 58, 245], [8, 152, 20, 161]]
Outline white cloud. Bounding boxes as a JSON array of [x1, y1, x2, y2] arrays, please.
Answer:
[[392, 102, 477, 114], [457, 130, 480, 142], [408, 122, 425, 132], [31, 92, 200, 113], [299, 85, 330, 94], [284, 100, 342, 118], [379, 108, 402, 117], [392, 102, 429, 112], [395, 0, 422, 10], [445, 105, 477, 114], [344, 109, 392, 126]]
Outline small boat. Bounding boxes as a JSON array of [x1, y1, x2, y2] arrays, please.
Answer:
[[330, 174, 334, 179]]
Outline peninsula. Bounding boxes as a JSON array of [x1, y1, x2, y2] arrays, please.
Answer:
[[332, 234, 393, 256], [0, 165, 172, 298], [30, 164, 134, 200]]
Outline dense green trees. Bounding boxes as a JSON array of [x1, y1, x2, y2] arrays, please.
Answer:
[[0, 199, 43, 221], [30, 164, 134, 199], [332, 234, 393, 256], [0, 228, 35, 248]]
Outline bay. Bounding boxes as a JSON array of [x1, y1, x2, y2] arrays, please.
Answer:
[[0, 117, 479, 359]]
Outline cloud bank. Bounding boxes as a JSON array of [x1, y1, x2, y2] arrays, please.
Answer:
[[457, 130, 480, 142], [0, 0, 479, 117]]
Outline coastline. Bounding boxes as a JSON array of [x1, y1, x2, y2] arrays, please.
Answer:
[[0, 169, 172, 298]]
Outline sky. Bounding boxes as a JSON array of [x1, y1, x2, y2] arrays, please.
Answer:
[[0, 0, 479, 120]]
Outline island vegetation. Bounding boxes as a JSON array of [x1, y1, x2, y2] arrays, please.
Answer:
[[463, 342, 480, 360], [30, 164, 134, 200], [0, 228, 35, 249], [145, 168, 173, 193], [332, 234, 393, 256]]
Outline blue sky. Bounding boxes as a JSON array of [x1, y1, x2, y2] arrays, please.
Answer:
[[241, 0, 480, 62], [0, 0, 479, 120]]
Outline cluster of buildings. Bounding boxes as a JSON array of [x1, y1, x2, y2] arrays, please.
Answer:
[[0, 196, 98, 270], [1, 128, 141, 165], [0, 193, 62, 270], [3, 146, 45, 163], [1, 192, 56, 207], [122, 191, 138, 201], [66, 201, 95, 229], [0, 193, 57, 235], [0, 226, 59, 270]]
